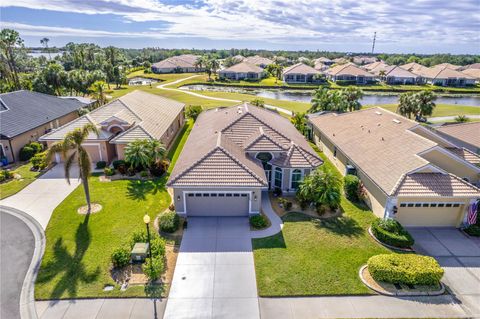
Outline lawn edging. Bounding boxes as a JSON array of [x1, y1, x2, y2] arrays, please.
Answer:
[[1, 205, 45, 319], [367, 226, 415, 252], [359, 265, 445, 297]]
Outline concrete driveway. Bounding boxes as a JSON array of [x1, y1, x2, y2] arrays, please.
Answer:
[[409, 227, 480, 317], [0, 164, 80, 229], [163, 217, 260, 319]]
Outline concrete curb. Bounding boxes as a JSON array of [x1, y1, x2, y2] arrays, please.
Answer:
[[367, 227, 415, 252], [359, 265, 445, 297], [1, 205, 45, 319]]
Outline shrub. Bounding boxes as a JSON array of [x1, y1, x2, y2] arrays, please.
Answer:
[[185, 105, 203, 120], [250, 98, 265, 108], [371, 218, 415, 248], [344, 175, 360, 201], [143, 256, 164, 281], [19, 146, 35, 161], [0, 170, 13, 182], [96, 161, 107, 169], [30, 151, 47, 170], [367, 254, 444, 286], [273, 187, 282, 197], [149, 161, 166, 177], [112, 160, 125, 170], [111, 246, 131, 268], [140, 170, 149, 178], [464, 224, 480, 237], [250, 214, 268, 229], [104, 167, 115, 176], [278, 197, 292, 210], [150, 236, 166, 257], [158, 211, 180, 233], [336, 80, 357, 86], [28, 142, 43, 153]]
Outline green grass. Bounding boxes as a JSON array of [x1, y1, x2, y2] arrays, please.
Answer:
[[371, 104, 480, 117], [167, 118, 194, 174], [0, 163, 41, 199], [252, 145, 389, 296], [35, 177, 170, 299]]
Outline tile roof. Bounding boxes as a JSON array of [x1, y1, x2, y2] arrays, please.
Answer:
[[435, 122, 480, 149], [461, 63, 480, 70], [394, 173, 480, 197], [283, 63, 321, 75], [400, 62, 429, 74], [433, 63, 462, 70], [0, 90, 86, 138], [219, 62, 264, 74], [326, 63, 374, 77], [363, 61, 387, 72], [384, 66, 419, 78], [445, 147, 480, 165], [168, 103, 321, 188], [418, 66, 475, 80], [309, 108, 436, 195], [270, 143, 323, 168], [41, 90, 184, 144], [243, 55, 273, 66], [461, 68, 480, 79], [315, 57, 333, 64], [152, 54, 200, 69]]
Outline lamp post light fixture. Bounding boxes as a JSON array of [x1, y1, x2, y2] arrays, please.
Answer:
[[143, 214, 153, 259]]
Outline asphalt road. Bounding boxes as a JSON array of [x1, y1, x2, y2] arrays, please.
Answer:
[[1, 211, 35, 319]]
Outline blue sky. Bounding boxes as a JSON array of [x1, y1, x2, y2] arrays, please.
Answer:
[[1, 0, 479, 54]]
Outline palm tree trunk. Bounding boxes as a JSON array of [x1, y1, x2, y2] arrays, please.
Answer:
[[81, 173, 92, 213]]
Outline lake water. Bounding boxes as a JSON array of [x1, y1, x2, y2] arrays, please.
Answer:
[[28, 51, 62, 59], [183, 85, 480, 107]]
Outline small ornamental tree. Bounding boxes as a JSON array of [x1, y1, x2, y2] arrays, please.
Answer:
[[297, 166, 342, 211]]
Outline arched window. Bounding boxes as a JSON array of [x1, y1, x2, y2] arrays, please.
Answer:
[[274, 167, 283, 188], [291, 169, 303, 189], [256, 152, 273, 170]]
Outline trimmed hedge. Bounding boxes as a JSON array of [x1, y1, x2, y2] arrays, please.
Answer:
[[344, 175, 360, 201], [96, 161, 107, 169], [464, 224, 480, 237], [158, 211, 180, 233], [371, 218, 414, 248], [111, 246, 131, 268], [368, 254, 444, 286], [250, 214, 268, 229], [30, 151, 48, 170]]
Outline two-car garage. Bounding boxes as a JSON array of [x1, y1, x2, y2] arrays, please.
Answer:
[[185, 192, 250, 217]]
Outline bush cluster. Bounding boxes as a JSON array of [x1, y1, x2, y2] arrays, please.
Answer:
[[112, 160, 125, 170], [0, 170, 13, 182], [143, 256, 164, 281], [104, 167, 115, 176], [371, 218, 414, 248], [158, 211, 180, 233], [30, 151, 48, 170], [464, 224, 480, 237], [185, 105, 203, 120], [344, 175, 360, 201], [19, 142, 43, 161], [250, 214, 268, 229], [111, 246, 131, 268], [368, 254, 444, 286], [96, 161, 107, 169], [278, 197, 292, 210]]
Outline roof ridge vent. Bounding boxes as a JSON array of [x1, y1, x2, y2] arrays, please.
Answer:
[[375, 111, 382, 115], [393, 119, 401, 124], [216, 131, 222, 147]]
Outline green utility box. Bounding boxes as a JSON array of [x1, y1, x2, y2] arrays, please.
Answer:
[[131, 243, 149, 262]]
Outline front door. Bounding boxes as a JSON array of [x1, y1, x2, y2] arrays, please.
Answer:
[[256, 152, 273, 189]]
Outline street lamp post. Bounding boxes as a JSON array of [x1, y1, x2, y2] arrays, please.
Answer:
[[143, 214, 153, 259]]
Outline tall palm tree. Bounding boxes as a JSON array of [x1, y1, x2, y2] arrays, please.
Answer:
[[378, 70, 386, 83], [89, 80, 107, 106], [414, 90, 436, 119], [208, 57, 220, 79], [40, 37, 51, 60], [46, 124, 99, 213], [148, 140, 167, 164], [275, 64, 284, 83], [397, 92, 416, 119]]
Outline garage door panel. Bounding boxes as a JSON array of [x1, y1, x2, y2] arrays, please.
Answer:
[[396, 206, 464, 227], [186, 193, 249, 217]]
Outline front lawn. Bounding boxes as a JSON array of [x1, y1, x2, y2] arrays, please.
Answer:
[[252, 147, 389, 296], [0, 163, 41, 199], [35, 176, 170, 299]]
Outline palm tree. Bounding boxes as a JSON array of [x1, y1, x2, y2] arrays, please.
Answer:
[[89, 80, 107, 106], [275, 64, 284, 83], [378, 70, 386, 83], [208, 57, 220, 80], [414, 90, 436, 119], [148, 139, 166, 164], [341, 87, 364, 112], [397, 92, 416, 119], [40, 37, 51, 60], [125, 140, 152, 170], [291, 112, 307, 134], [46, 124, 99, 213]]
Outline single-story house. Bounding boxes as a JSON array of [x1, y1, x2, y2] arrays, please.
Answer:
[[314, 57, 334, 66], [400, 62, 429, 74], [309, 107, 480, 227], [362, 61, 388, 72], [370, 65, 419, 85], [353, 56, 378, 65], [167, 103, 323, 217], [332, 57, 349, 65], [218, 62, 265, 80], [461, 68, 480, 83], [282, 63, 323, 84], [434, 122, 480, 154], [460, 63, 480, 70], [432, 63, 462, 71], [418, 66, 476, 87], [0, 90, 86, 164], [151, 54, 203, 73], [40, 90, 185, 163], [243, 55, 274, 68], [325, 63, 376, 84]]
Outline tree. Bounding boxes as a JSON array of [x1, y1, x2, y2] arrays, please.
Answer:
[[46, 124, 99, 213], [397, 92, 417, 119], [414, 90, 436, 119], [310, 87, 343, 113], [341, 87, 363, 112], [89, 80, 107, 106], [0, 28, 24, 90], [378, 70, 386, 82], [297, 166, 342, 211], [454, 115, 469, 123], [185, 105, 203, 120], [147, 139, 167, 164], [250, 98, 265, 108], [291, 112, 307, 134], [40, 37, 51, 60], [207, 57, 220, 79], [125, 140, 152, 170]]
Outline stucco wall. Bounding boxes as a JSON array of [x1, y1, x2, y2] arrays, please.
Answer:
[[420, 148, 479, 183], [160, 110, 185, 149]]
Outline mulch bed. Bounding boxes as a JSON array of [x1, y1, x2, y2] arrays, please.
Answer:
[[269, 193, 342, 219]]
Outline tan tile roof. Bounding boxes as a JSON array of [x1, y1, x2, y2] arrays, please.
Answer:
[[384, 66, 419, 78], [461, 68, 480, 79], [219, 61, 264, 74], [332, 57, 349, 64], [309, 108, 436, 195], [244, 127, 285, 152], [400, 62, 428, 74], [152, 54, 200, 69], [243, 55, 273, 66], [394, 173, 480, 197], [435, 122, 480, 149], [326, 63, 374, 77], [363, 61, 387, 72], [418, 66, 475, 80], [446, 147, 480, 165], [433, 63, 462, 70], [168, 103, 321, 188], [270, 143, 323, 168], [462, 63, 480, 70], [315, 57, 333, 64], [353, 56, 378, 65], [283, 63, 321, 75]]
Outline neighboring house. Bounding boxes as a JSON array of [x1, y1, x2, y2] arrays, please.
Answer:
[[0, 90, 86, 164], [151, 54, 202, 73], [314, 57, 334, 66], [432, 63, 462, 70], [461, 68, 480, 83], [371, 65, 419, 85], [418, 66, 476, 87], [282, 63, 323, 84], [434, 122, 480, 154], [460, 63, 480, 70], [353, 56, 378, 65], [332, 57, 349, 65], [218, 62, 265, 80], [325, 63, 376, 84], [167, 103, 323, 217], [400, 62, 429, 74], [309, 107, 480, 227], [362, 61, 388, 72], [40, 90, 185, 163], [243, 55, 274, 68]]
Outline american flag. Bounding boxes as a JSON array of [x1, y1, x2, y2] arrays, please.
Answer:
[[467, 200, 479, 225]]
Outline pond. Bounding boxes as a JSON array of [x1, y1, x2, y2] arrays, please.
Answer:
[[128, 77, 159, 86], [182, 85, 480, 107]]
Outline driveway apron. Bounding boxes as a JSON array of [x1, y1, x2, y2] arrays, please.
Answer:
[[164, 217, 260, 319]]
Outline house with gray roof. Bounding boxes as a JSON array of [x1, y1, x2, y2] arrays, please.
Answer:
[[218, 62, 265, 80], [0, 90, 86, 164], [151, 54, 203, 74], [167, 103, 322, 217], [40, 90, 185, 163]]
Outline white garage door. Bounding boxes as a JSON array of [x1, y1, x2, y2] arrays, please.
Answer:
[[186, 192, 249, 217]]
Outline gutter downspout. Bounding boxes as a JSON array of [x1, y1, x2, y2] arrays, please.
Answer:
[[8, 138, 15, 163]]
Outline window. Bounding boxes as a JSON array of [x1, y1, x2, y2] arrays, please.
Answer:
[[226, 193, 232, 197], [407, 203, 414, 207], [400, 203, 406, 207], [430, 203, 437, 207], [233, 193, 240, 197], [422, 203, 429, 207], [195, 193, 201, 197], [415, 203, 421, 207], [438, 203, 445, 207], [219, 193, 225, 197], [203, 193, 210, 197], [445, 203, 452, 207], [241, 194, 248, 197], [211, 193, 217, 197], [188, 193, 194, 197], [274, 167, 283, 188], [291, 169, 303, 190], [453, 203, 460, 207]]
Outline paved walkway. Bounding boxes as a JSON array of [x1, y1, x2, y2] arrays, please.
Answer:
[[429, 114, 480, 122], [164, 217, 259, 319], [0, 164, 80, 229]]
